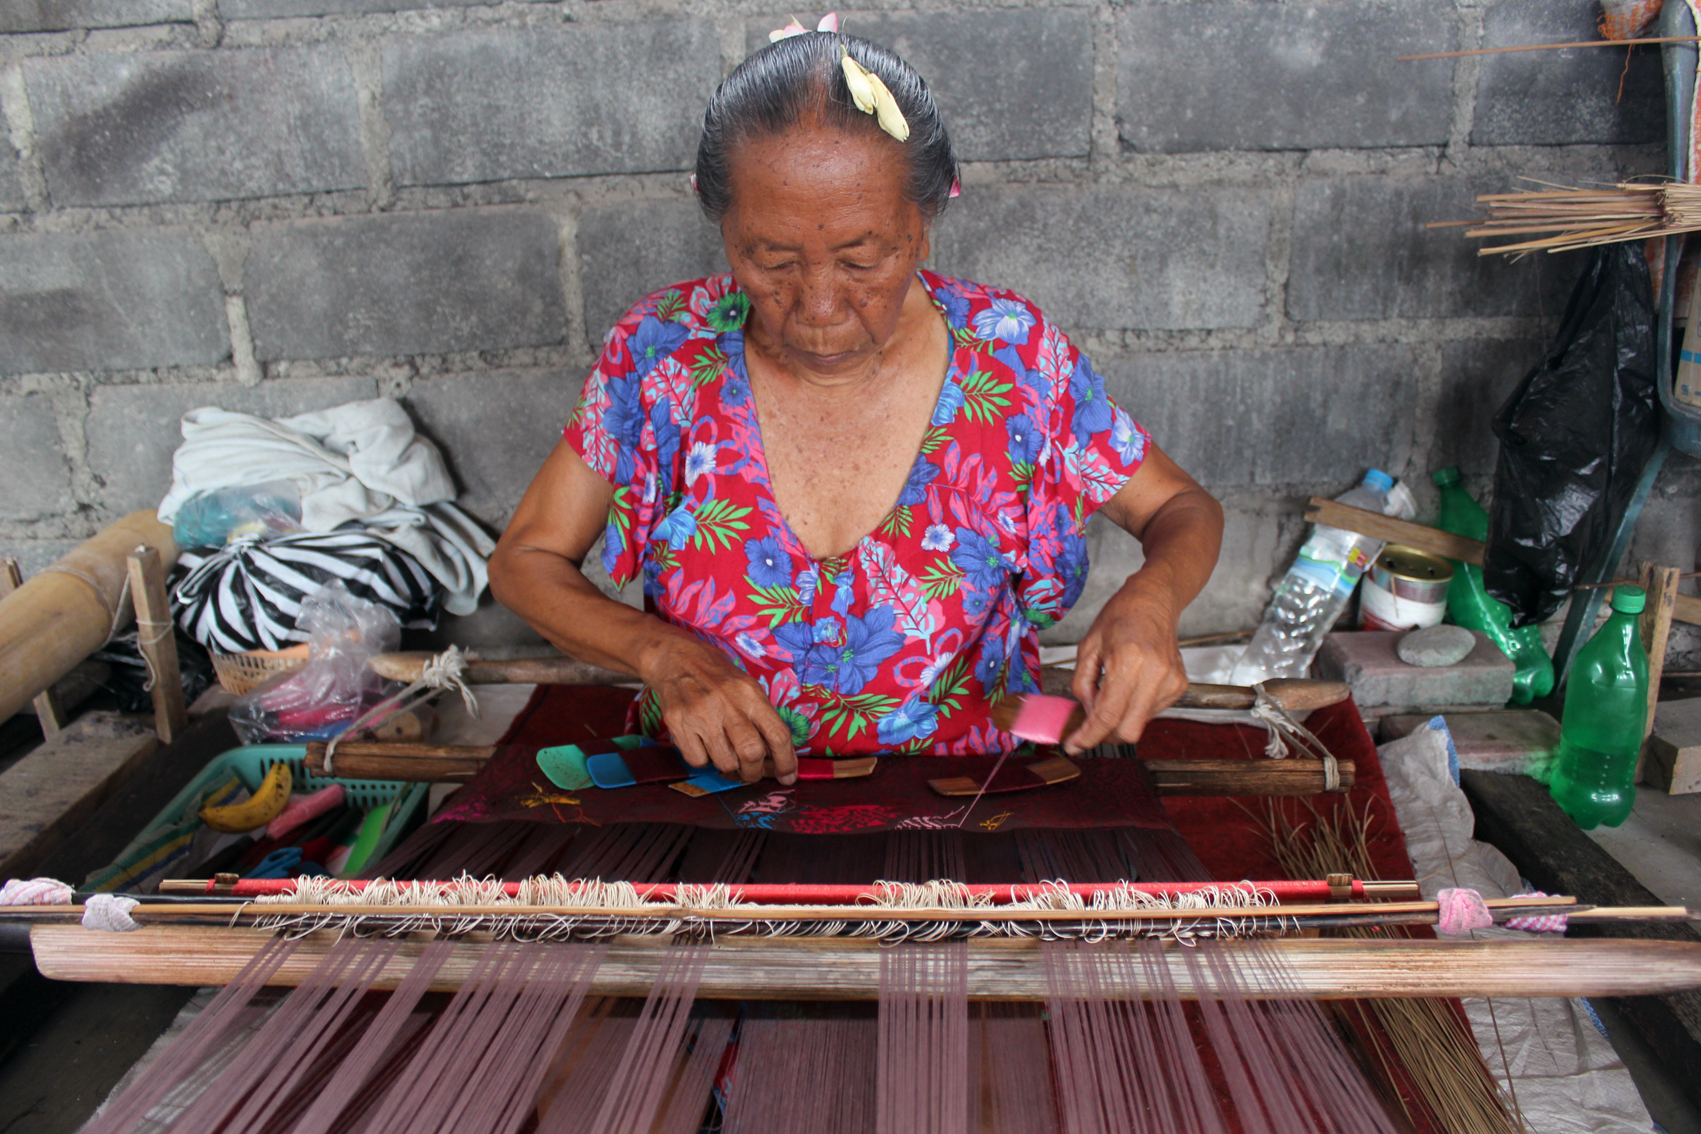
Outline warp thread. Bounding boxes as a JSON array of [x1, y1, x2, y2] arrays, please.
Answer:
[[82, 892, 141, 932], [1503, 890, 1569, 934], [0, 877, 73, 905]]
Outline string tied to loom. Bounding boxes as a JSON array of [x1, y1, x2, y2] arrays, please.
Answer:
[[0, 877, 73, 906], [1503, 890, 1570, 934], [81, 893, 141, 932], [324, 645, 479, 776], [1435, 887, 1570, 935], [1249, 682, 1340, 791]]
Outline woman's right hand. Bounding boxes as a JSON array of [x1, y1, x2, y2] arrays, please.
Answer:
[[642, 634, 799, 785]]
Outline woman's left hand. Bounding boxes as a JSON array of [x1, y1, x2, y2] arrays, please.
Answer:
[[1063, 575, 1189, 753]]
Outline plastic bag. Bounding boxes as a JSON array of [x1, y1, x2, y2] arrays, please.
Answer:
[[171, 480, 305, 549], [228, 582, 399, 745], [1483, 243, 1661, 626]]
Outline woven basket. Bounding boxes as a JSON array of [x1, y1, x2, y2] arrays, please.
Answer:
[[210, 644, 311, 696]]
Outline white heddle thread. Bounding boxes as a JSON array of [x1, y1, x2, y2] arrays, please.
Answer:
[[1249, 682, 1340, 791], [82, 893, 141, 932]]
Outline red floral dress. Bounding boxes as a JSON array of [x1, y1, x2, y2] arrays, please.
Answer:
[[564, 271, 1150, 756]]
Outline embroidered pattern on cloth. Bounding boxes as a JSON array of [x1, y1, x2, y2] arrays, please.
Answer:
[[564, 271, 1149, 756]]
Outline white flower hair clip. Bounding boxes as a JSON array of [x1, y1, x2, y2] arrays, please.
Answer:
[[839, 45, 909, 142], [769, 12, 838, 41]]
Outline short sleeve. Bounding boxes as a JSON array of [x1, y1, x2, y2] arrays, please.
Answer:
[[564, 307, 689, 588]]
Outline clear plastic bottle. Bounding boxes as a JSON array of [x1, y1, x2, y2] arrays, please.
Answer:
[[1430, 468, 1555, 704], [1230, 470, 1394, 685], [1549, 585, 1648, 830]]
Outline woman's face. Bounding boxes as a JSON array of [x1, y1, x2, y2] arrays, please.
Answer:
[[722, 122, 930, 377]]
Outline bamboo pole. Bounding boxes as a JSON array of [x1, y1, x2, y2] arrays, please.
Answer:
[[0, 559, 66, 736], [30, 926, 1701, 1001], [128, 546, 187, 744], [0, 512, 177, 725]]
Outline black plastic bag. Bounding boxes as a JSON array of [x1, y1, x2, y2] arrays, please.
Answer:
[[1483, 243, 1661, 626]]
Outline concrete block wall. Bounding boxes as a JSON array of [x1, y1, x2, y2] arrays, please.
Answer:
[[1, 0, 1697, 657]]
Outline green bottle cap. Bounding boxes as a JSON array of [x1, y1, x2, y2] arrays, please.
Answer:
[[1431, 467, 1460, 487], [1610, 585, 1646, 614]]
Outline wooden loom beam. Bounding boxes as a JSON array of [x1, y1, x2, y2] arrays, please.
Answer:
[[30, 926, 1701, 1002]]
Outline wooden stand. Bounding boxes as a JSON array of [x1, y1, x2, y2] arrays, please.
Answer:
[[127, 546, 187, 745], [1636, 561, 1682, 785]]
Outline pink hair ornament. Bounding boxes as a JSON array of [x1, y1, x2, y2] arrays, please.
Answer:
[[769, 12, 838, 42]]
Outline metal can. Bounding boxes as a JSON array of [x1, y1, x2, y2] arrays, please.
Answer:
[[1360, 545, 1453, 631]]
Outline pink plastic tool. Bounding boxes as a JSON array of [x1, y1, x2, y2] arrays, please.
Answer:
[[1006, 694, 1078, 745], [267, 783, 345, 840]]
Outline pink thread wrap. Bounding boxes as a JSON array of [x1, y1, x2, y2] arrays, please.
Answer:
[[1504, 890, 1569, 934], [1008, 694, 1075, 745], [0, 877, 72, 905], [1435, 887, 1494, 935]]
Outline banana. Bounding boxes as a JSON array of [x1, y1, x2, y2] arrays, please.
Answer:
[[200, 762, 293, 833]]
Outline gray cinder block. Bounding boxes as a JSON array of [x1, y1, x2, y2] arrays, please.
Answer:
[[404, 369, 576, 524], [927, 184, 1270, 332], [1116, 0, 1454, 153], [578, 198, 725, 347], [0, 228, 227, 374], [26, 46, 365, 207], [220, 0, 489, 17], [382, 23, 721, 187], [0, 392, 73, 520], [0, 0, 188, 33], [245, 208, 567, 361]]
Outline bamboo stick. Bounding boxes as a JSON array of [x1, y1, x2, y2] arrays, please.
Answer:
[[0, 512, 177, 725], [30, 926, 1701, 1001]]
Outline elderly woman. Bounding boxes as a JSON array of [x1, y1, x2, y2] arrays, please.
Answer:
[[489, 32, 1223, 785]]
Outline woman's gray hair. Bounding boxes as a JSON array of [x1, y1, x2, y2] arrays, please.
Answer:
[[694, 33, 959, 224]]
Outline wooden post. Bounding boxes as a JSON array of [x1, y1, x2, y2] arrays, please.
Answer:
[[127, 546, 187, 745], [1636, 562, 1681, 784], [0, 559, 67, 737]]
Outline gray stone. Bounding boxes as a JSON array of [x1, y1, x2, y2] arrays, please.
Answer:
[[85, 375, 377, 517], [0, 0, 187, 32], [1397, 623, 1477, 667], [927, 185, 1269, 331], [220, 0, 487, 16], [0, 392, 73, 521], [745, 10, 1092, 161], [245, 208, 566, 361], [1116, 1, 1454, 153], [383, 23, 720, 187], [579, 198, 724, 345], [403, 369, 577, 525], [1316, 629, 1514, 709], [0, 142, 25, 212], [25, 46, 365, 208], [1097, 345, 1418, 487], [1432, 339, 1544, 476], [1288, 177, 1572, 321], [1472, 0, 1663, 146], [0, 539, 81, 579], [0, 228, 227, 374]]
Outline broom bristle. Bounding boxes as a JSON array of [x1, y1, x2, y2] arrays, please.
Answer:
[[1451, 181, 1701, 255]]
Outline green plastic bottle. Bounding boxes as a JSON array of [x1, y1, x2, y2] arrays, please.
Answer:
[[1549, 586, 1649, 829], [1431, 468, 1556, 703]]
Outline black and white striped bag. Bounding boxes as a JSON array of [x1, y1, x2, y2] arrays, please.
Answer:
[[171, 529, 444, 653]]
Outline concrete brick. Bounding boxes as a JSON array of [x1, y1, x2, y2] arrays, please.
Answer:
[[1433, 339, 1542, 477], [0, 392, 73, 521], [1096, 345, 1418, 486], [220, 0, 487, 16], [0, 228, 226, 374], [745, 10, 1091, 161], [1116, 1, 1454, 153], [0, 1, 188, 32], [928, 185, 1269, 331], [26, 46, 365, 207], [0, 141, 25, 212], [1288, 177, 1569, 321], [0, 539, 81, 578], [403, 369, 577, 524], [579, 198, 724, 345], [383, 23, 720, 187], [1316, 629, 1515, 709], [245, 208, 566, 361], [1472, 0, 1663, 146], [85, 375, 377, 516]]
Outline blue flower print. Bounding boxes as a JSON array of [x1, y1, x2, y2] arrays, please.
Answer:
[[794, 607, 903, 695], [605, 375, 645, 484], [1057, 519, 1089, 608], [649, 400, 680, 478], [1006, 413, 1042, 466], [1111, 407, 1147, 467], [721, 332, 751, 406], [972, 297, 1035, 345], [993, 345, 1048, 403], [830, 570, 856, 615], [974, 629, 1006, 689], [935, 285, 970, 329], [628, 315, 690, 379], [600, 520, 624, 575], [721, 372, 750, 408], [653, 504, 697, 551], [963, 588, 990, 618], [1070, 357, 1114, 444], [796, 563, 821, 604], [951, 527, 1010, 590], [921, 524, 954, 552], [772, 620, 814, 662], [897, 455, 941, 506], [813, 617, 844, 645], [686, 441, 716, 484], [931, 381, 965, 426], [877, 699, 939, 746], [745, 537, 794, 588]]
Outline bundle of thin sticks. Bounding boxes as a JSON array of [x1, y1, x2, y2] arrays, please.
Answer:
[[1436, 181, 1701, 255]]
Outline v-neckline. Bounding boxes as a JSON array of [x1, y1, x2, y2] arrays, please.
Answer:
[[731, 271, 961, 569]]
